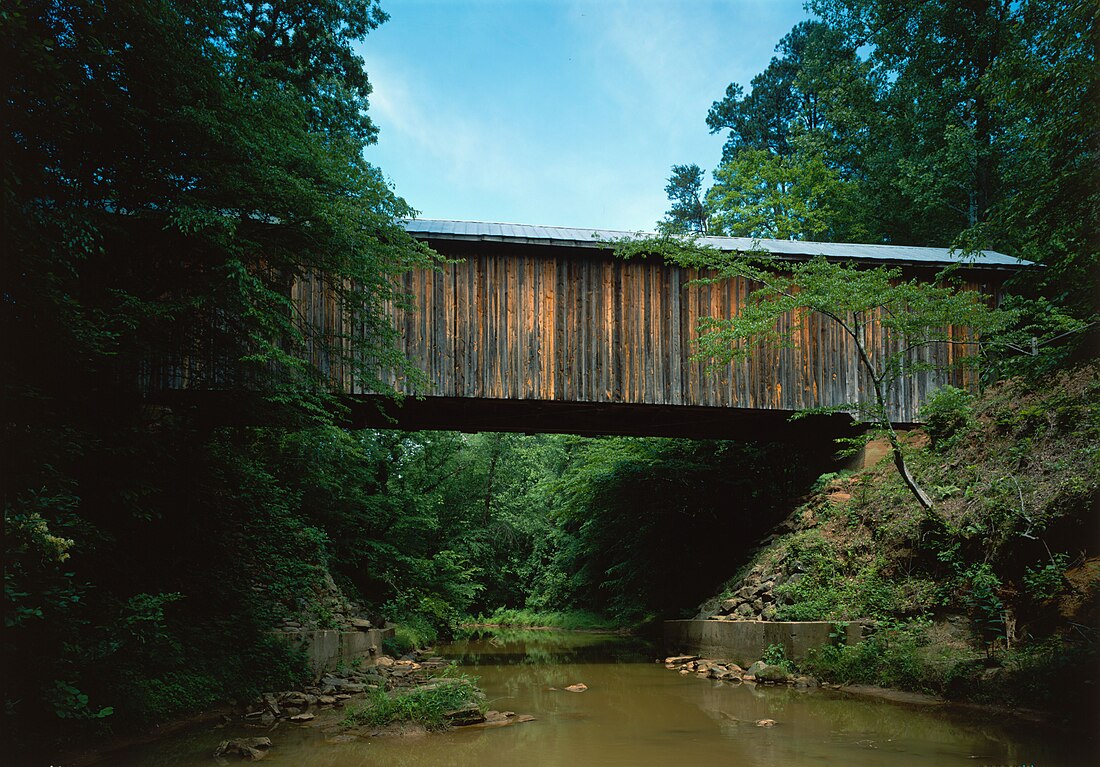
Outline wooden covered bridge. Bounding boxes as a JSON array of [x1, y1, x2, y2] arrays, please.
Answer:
[[296, 220, 1023, 439]]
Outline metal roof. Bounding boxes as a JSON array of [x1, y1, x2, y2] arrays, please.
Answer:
[[402, 219, 1031, 269]]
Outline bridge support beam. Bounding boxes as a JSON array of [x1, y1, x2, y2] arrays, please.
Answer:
[[347, 395, 861, 446]]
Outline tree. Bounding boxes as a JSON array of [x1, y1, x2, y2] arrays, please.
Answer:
[[1, 0, 435, 750], [703, 21, 879, 242], [613, 236, 1010, 510], [3, 0, 435, 422], [662, 163, 709, 234], [975, 0, 1099, 318], [707, 21, 875, 169], [705, 148, 853, 240], [807, 0, 1098, 341]]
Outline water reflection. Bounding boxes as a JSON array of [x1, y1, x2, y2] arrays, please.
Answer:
[[106, 629, 1096, 767], [443, 627, 654, 666]]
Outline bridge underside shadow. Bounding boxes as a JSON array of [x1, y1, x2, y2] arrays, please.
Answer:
[[347, 395, 862, 447]]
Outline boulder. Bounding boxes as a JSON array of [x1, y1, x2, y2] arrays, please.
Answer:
[[280, 691, 308, 706], [443, 704, 486, 726], [664, 655, 698, 664], [754, 665, 789, 684], [261, 693, 281, 716], [214, 738, 272, 761], [746, 661, 768, 678]]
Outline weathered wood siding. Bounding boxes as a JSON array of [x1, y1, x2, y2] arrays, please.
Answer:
[[300, 245, 981, 424]]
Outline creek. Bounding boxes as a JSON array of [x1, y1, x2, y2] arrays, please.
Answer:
[[105, 629, 1093, 766]]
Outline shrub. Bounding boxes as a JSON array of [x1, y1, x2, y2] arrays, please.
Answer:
[[1022, 554, 1069, 601], [922, 385, 975, 450], [761, 643, 794, 672], [802, 620, 934, 691]]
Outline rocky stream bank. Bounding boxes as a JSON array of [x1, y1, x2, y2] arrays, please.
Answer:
[[212, 650, 535, 761]]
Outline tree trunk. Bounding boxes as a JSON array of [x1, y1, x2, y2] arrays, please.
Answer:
[[886, 427, 934, 510], [851, 331, 936, 512]]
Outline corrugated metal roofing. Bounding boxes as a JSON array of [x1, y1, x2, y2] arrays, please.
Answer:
[[402, 218, 1031, 269]]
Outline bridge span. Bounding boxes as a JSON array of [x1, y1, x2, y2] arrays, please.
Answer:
[[315, 220, 1019, 437]]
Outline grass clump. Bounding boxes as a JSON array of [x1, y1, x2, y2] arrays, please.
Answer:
[[343, 672, 483, 731]]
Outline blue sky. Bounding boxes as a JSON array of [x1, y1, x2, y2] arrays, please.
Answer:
[[359, 0, 810, 231]]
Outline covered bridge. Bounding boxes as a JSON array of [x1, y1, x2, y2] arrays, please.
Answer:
[[317, 220, 1024, 438]]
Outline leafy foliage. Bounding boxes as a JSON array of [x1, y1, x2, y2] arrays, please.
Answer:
[[334, 432, 825, 629], [802, 620, 936, 691]]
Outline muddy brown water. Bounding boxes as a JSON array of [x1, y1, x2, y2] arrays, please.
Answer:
[[105, 630, 1095, 766]]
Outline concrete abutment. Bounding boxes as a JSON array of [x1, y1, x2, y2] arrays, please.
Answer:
[[664, 619, 864, 666]]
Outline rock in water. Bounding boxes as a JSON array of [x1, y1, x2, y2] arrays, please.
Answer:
[[745, 660, 767, 678], [443, 703, 486, 726], [663, 655, 698, 664], [214, 737, 272, 760], [754, 665, 789, 684]]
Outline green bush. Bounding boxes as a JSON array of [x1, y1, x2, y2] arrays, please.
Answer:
[[385, 616, 439, 656], [922, 386, 975, 450], [1022, 554, 1069, 601], [802, 620, 935, 691], [761, 643, 794, 672], [119, 672, 221, 724]]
